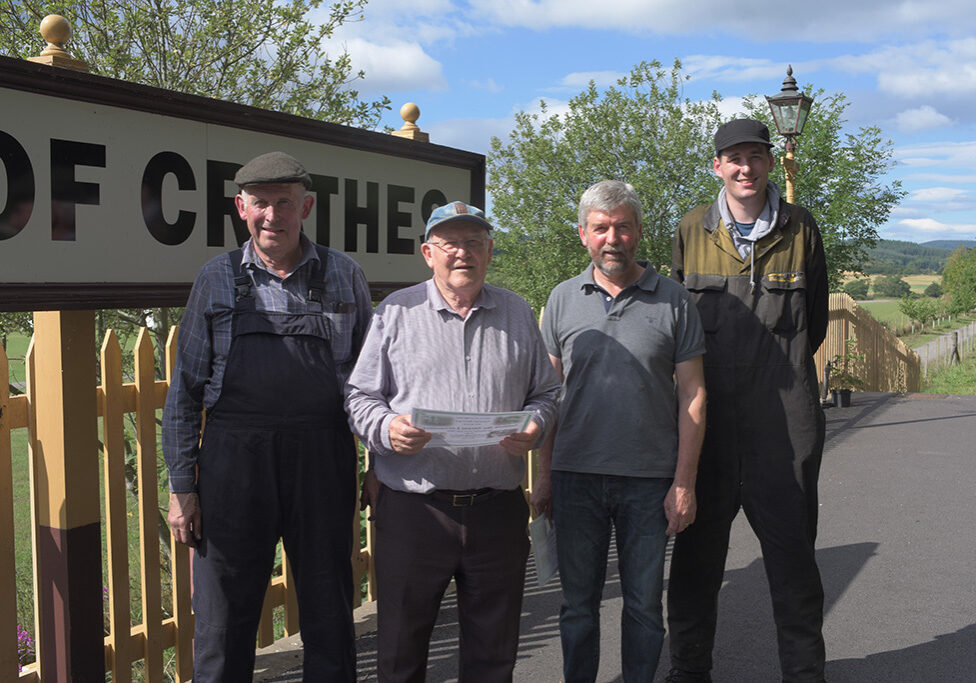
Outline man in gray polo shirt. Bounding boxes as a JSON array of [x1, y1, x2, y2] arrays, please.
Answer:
[[532, 180, 707, 682], [345, 200, 560, 682]]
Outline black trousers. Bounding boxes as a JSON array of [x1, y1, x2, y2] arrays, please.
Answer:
[[668, 432, 825, 681], [374, 486, 529, 683], [192, 423, 357, 682]]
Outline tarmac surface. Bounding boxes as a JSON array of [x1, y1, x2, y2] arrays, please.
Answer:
[[256, 392, 976, 682]]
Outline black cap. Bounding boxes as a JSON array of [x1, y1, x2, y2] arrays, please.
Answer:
[[234, 151, 312, 189], [714, 119, 772, 156]]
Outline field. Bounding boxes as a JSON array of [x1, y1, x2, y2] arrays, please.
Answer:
[[840, 273, 941, 297], [922, 353, 976, 395]]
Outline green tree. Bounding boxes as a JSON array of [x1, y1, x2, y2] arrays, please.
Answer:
[[743, 90, 906, 291], [898, 296, 937, 329], [487, 60, 723, 309], [0, 0, 390, 128], [873, 274, 911, 298], [924, 281, 943, 298], [942, 246, 976, 314], [843, 278, 870, 300]]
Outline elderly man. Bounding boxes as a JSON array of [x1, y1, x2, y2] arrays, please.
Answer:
[[532, 180, 707, 682], [345, 201, 560, 682], [162, 151, 371, 681], [666, 119, 829, 683]]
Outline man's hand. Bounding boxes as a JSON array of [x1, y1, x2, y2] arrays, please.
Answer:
[[530, 474, 553, 520], [168, 492, 202, 548], [664, 483, 696, 536], [360, 467, 380, 520], [499, 420, 541, 458], [389, 414, 431, 455]]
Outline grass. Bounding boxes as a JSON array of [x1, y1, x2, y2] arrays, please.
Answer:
[[922, 353, 976, 395], [840, 273, 941, 297]]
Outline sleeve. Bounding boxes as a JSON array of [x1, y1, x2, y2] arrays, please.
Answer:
[[671, 223, 686, 284], [540, 288, 562, 359], [349, 263, 373, 359], [162, 267, 215, 493], [519, 305, 562, 444], [673, 293, 706, 364], [343, 308, 398, 457], [804, 211, 829, 354]]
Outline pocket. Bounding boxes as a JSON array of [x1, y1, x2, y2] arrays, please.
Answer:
[[682, 273, 726, 333], [760, 275, 807, 335]]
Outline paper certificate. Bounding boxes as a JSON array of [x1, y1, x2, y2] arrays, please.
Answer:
[[529, 515, 558, 586], [411, 408, 533, 447]]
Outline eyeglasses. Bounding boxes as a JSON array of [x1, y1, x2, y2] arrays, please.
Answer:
[[428, 238, 488, 255]]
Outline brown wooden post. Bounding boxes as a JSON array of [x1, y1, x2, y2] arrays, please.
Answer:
[[0, 346, 18, 679], [32, 310, 104, 680]]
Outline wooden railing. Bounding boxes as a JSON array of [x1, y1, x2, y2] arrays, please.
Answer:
[[1, 295, 919, 680], [1, 327, 372, 681]]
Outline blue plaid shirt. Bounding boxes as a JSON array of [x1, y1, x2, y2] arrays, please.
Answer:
[[162, 234, 372, 493]]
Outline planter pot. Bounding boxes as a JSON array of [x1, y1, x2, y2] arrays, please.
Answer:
[[832, 389, 852, 408]]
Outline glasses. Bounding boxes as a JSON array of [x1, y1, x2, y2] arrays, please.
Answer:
[[428, 238, 488, 255]]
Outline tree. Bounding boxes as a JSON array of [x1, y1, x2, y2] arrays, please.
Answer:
[[487, 61, 723, 309], [843, 278, 870, 300], [873, 274, 911, 298], [898, 296, 937, 330], [942, 246, 976, 314], [924, 281, 942, 298], [743, 90, 906, 292], [0, 0, 390, 128]]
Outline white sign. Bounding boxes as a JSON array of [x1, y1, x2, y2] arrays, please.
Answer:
[[0, 58, 484, 310]]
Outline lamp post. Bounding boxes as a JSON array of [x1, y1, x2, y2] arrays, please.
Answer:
[[766, 65, 814, 204]]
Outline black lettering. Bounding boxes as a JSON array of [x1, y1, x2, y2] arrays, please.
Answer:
[[0, 131, 34, 241], [141, 151, 196, 245], [50, 139, 105, 241], [206, 160, 248, 247], [310, 174, 339, 246], [386, 184, 415, 255], [344, 179, 379, 253], [421, 189, 448, 223]]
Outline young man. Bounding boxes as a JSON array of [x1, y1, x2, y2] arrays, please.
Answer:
[[533, 180, 706, 682], [667, 119, 829, 683]]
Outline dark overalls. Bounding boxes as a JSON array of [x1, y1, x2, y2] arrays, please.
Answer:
[[192, 248, 357, 681]]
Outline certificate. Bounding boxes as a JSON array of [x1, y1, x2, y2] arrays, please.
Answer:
[[410, 408, 533, 447]]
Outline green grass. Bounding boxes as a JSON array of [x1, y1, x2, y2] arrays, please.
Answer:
[[858, 300, 906, 328], [922, 353, 976, 395]]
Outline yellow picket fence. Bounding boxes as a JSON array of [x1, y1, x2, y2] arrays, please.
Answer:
[[1, 327, 371, 682]]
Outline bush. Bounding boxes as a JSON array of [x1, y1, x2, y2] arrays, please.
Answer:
[[924, 282, 943, 298], [843, 278, 870, 300], [873, 274, 911, 298]]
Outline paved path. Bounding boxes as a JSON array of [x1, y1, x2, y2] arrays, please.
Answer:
[[257, 392, 976, 682]]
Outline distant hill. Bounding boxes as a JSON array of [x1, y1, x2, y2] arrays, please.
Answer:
[[865, 239, 953, 274], [920, 240, 976, 250]]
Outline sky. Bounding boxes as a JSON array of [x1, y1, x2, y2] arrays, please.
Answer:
[[320, 0, 976, 245]]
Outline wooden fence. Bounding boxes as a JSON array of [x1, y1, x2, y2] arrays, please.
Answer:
[[1, 327, 372, 682], [814, 293, 921, 393], [1, 294, 919, 680]]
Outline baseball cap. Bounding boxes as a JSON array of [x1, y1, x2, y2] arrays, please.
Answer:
[[714, 119, 773, 156], [424, 201, 493, 240]]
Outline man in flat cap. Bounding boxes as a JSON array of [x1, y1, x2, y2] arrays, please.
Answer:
[[163, 151, 372, 681], [345, 201, 560, 681], [666, 119, 829, 683]]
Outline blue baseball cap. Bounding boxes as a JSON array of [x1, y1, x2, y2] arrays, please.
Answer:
[[424, 201, 493, 240]]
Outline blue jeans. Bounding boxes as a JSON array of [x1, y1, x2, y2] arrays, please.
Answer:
[[553, 471, 671, 683]]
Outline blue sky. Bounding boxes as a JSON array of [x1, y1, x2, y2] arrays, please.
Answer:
[[323, 0, 976, 244]]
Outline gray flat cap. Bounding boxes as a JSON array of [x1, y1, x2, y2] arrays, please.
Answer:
[[234, 151, 312, 189]]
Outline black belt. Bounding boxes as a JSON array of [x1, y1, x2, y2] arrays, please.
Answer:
[[428, 488, 504, 507]]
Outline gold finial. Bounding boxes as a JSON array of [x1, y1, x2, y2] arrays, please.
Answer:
[[28, 14, 89, 72], [391, 102, 430, 143]]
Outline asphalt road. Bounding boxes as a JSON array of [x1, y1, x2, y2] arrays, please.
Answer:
[[258, 392, 976, 682]]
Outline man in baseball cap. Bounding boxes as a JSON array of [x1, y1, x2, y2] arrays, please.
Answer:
[[666, 119, 829, 682], [346, 200, 559, 681], [164, 151, 371, 681]]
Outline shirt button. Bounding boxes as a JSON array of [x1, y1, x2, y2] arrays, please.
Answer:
[[465, 356, 471, 361], [472, 468, 478, 473], [468, 393, 475, 397]]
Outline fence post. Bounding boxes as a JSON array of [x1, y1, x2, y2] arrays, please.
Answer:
[[32, 310, 104, 680]]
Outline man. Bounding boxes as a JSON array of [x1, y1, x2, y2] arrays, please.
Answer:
[[667, 119, 829, 683], [162, 151, 371, 681], [345, 201, 560, 682], [532, 180, 707, 682]]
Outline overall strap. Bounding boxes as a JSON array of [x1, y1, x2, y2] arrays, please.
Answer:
[[228, 248, 253, 302], [306, 244, 330, 305]]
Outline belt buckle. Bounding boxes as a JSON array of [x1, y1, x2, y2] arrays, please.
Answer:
[[452, 493, 476, 506]]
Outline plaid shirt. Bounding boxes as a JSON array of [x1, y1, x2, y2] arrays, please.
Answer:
[[162, 234, 372, 493]]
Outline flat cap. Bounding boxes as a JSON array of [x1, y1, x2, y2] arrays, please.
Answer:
[[234, 151, 312, 189]]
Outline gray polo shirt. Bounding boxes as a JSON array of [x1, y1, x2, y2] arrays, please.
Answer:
[[345, 279, 561, 493], [542, 262, 705, 478]]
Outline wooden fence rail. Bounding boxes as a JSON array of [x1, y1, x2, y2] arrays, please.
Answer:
[[1, 295, 919, 680]]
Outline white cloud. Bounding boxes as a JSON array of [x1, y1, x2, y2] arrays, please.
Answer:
[[344, 38, 447, 94], [909, 187, 969, 203], [468, 78, 504, 93], [559, 71, 628, 89], [894, 106, 953, 132], [898, 218, 976, 234], [896, 140, 976, 169], [683, 56, 785, 83]]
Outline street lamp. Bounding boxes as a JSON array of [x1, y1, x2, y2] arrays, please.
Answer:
[[766, 65, 814, 203]]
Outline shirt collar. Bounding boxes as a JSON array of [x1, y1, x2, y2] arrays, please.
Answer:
[[242, 233, 319, 278], [425, 278, 496, 313], [580, 261, 660, 294]]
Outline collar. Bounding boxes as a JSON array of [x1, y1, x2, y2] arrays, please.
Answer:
[[424, 278, 495, 313], [242, 233, 319, 278], [580, 261, 660, 294]]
